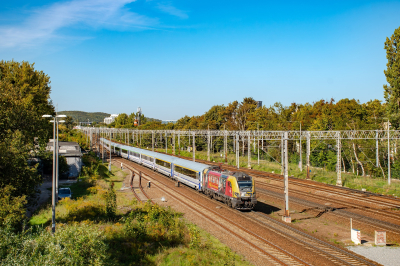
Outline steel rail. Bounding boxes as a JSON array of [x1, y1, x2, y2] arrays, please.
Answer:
[[120, 158, 308, 266]]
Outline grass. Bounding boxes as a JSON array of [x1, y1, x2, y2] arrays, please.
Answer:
[[26, 154, 253, 266]]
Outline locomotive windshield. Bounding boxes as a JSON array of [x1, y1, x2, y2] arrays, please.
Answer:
[[230, 171, 253, 189], [237, 181, 252, 189]]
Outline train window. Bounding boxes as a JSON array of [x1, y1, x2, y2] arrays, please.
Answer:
[[175, 165, 197, 179], [122, 149, 128, 153], [237, 181, 252, 189], [156, 159, 170, 168]]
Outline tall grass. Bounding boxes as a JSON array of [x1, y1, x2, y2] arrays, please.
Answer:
[[23, 153, 252, 266]]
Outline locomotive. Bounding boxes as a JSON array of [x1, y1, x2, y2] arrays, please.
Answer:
[[101, 138, 257, 210]]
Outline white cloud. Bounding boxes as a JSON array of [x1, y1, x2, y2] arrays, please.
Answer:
[[157, 3, 188, 19], [0, 0, 158, 48]]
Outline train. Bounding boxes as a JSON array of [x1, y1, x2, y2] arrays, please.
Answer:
[[100, 138, 257, 210]]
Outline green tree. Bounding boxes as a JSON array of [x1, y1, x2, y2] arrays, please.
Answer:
[[384, 26, 400, 128], [0, 61, 54, 198]]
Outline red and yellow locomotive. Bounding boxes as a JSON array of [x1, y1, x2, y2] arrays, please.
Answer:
[[202, 166, 257, 210]]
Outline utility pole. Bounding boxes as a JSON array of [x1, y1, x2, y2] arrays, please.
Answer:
[[283, 131, 291, 223], [376, 130, 379, 167], [299, 122, 302, 171], [388, 119, 391, 185], [248, 132, 251, 168], [207, 126, 210, 161], [306, 132, 310, 179], [152, 131, 154, 152], [336, 131, 342, 186], [257, 124, 260, 165], [192, 132, 195, 162]]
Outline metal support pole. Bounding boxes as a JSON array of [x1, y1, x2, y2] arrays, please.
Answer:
[[336, 131, 342, 186], [178, 132, 180, 155], [165, 132, 168, 154], [152, 131, 154, 152], [224, 130, 227, 163], [56, 119, 59, 203], [376, 130, 379, 167], [388, 121, 391, 185], [173, 132, 175, 155], [283, 131, 291, 222], [299, 123, 302, 171], [306, 132, 310, 179], [51, 118, 56, 233], [281, 135, 284, 175], [257, 126, 260, 165], [207, 129, 210, 161], [89, 128, 92, 150], [236, 134, 239, 169], [248, 132, 251, 168], [193, 132, 195, 162]]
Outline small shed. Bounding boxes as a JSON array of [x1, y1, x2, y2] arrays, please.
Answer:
[[47, 141, 83, 178]]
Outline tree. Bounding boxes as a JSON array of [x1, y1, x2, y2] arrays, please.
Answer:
[[0, 60, 54, 198], [384, 26, 400, 128]]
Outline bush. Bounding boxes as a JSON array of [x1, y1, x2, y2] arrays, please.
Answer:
[[0, 223, 111, 265], [0, 186, 27, 231]]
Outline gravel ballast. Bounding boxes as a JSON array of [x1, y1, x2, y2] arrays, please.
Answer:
[[346, 246, 400, 266]]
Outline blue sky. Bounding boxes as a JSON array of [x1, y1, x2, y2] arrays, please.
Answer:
[[1, 0, 400, 120]]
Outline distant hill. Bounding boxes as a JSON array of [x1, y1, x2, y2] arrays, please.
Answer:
[[59, 111, 110, 123]]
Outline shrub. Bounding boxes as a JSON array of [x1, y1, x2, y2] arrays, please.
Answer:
[[105, 183, 117, 218], [0, 186, 27, 231], [0, 223, 111, 265]]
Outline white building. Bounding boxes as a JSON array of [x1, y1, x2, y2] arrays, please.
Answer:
[[47, 141, 83, 178], [104, 114, 119, 124]]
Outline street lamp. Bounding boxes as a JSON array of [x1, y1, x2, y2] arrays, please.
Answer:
[[42, 114, 66, 234]]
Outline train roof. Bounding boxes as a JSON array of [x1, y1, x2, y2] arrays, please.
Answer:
[[101, 138, 210, 172]]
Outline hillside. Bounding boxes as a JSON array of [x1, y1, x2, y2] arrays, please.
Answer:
[[60, 111, 110, 123]]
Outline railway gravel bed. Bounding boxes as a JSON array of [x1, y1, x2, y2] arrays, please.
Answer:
[[114, 156, 380, 266]]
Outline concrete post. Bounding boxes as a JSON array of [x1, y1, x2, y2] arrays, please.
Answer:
[[178, 132, 180, 155], [336, 131, 342, 186]]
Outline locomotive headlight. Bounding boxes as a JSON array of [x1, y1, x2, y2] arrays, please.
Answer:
[[234, 192, 239, 198]]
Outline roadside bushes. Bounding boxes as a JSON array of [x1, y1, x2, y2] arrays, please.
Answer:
[[0, 223, 111, 265], [0, 186, 26, 231]]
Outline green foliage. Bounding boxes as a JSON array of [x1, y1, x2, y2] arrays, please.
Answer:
[[0, 130, 42, 198], [0, 60, 54, 199], [0, 224, 110, 265], [384, 26, 400, 128], [0, 186, 27, 231], [59, 111, 110, 123], [105, 183, 117, 218]]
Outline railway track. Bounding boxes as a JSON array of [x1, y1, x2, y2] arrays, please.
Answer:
[[115, 156, 380, 266], [166, 154, 400, 218], [112, 160, 151, 203]]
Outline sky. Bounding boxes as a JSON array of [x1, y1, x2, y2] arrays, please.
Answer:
[[1, 0, 400, 120]]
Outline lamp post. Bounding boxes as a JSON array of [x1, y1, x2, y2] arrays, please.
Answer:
[[42, 114, 66, 233]]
